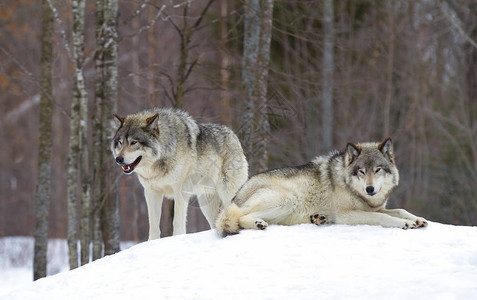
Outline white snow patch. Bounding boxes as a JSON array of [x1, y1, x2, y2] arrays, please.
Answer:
[[1, 222, 477, 299]]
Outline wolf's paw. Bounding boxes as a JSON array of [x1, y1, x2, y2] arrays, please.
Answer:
[[310, 214, 328, 225], [255, 220, 268, 230], [401, 219, 418, 230], [415, 217, 428, 228]]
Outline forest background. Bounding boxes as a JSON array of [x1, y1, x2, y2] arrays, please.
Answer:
[[0, 0, 476, 269]]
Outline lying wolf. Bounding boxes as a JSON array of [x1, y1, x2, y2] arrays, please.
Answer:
[[216, 137, 427, 236], [111, 108, 248, 239]]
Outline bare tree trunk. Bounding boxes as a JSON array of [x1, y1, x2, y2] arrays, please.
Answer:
[[174, 1, 191, 109], [33, 0, 54, 281], [219, 1, 232, 126], [92, 0, 105, 261], [321, 0, 334, 152], [147, 4, 157, 106], [241, 0, 274, 174], [383, 0, 394, 138], [92, 0, 120, 258], [101, 0, 120, 256], [66, 102, 79, 270], [172, 0, 214, 109], [241, 0, 260, 174], [72, 0, 91, 266], [66, 0, 88, 270], [255, 0, 273, 173]]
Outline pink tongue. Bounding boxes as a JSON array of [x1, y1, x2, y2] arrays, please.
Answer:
[[122, 164, 132, 171]]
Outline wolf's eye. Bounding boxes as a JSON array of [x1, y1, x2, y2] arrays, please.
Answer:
[[130, 141, 137, 146], [375, 167, 382, 173], [358, 170, 365, 175]]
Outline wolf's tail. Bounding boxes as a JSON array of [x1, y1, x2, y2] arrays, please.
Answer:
[[215, 203, 244, 237]]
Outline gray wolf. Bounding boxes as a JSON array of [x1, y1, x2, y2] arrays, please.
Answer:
[[111, 108, 248, 239], [216, 137, 428, 236]]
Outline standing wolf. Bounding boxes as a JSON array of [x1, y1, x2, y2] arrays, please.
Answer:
[[111, 108, 248, 239], [216, 137, 427, 236]]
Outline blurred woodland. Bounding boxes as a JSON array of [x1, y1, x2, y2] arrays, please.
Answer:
[[1, 0, 476, 268]]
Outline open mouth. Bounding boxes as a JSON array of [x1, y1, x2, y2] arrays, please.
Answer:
[[121, 156, 142, 174]]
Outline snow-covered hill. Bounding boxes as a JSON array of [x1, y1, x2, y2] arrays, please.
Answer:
[[2, 222, 477, 299]]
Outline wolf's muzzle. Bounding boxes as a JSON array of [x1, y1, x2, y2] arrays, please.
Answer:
[[116, 156, 142, 174]]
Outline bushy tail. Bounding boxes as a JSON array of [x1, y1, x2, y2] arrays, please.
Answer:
[[215, 203, 244, 237]]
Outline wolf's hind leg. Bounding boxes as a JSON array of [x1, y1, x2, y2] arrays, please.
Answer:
[[310, 213, 328, 225], [239, 214, 268, 230], [197, 193, 221, 229]]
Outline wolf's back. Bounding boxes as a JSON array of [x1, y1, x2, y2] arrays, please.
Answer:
[[215, 203, 244, 237]]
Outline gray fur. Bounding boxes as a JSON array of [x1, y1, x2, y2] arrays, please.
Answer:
[[216, 138, 427, 237], [111, 108, 248, 239]]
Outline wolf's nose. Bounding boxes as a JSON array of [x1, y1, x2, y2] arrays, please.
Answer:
[[116, 156, 124, 164], [366, 186, 375, 194]]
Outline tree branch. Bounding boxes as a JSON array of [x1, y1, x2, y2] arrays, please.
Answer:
[[438, 0, 477, 49], [192, 0, 215, 30], [121, 0, 150, 26], [120, 4, 167, 41]]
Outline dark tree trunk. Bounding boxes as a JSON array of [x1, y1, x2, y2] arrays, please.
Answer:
[[321, 0, 334, 152], [33, 0, 54, 281], [241, 0, 274, 174]]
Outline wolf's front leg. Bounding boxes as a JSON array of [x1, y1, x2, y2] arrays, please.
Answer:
[[144, 188, 164, 240], [172, 188, 189, 235], [379, 208, 428, 228], [335, 210, 418, 229]]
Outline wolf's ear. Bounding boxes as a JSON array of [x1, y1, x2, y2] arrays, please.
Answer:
[[113, 114, 125, 127], [345, 142, 361, 165], [145, 113, 159, 128], [378, 137, 395, 164]]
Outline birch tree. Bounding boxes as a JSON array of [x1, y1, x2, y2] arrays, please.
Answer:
[[33, 0, 54, 280], [67, 0, 91, 268], [66, 0, 81, 268], [241, 0, 274, 174], [75, 0, 91, 266], [92, 0, 120, 257]]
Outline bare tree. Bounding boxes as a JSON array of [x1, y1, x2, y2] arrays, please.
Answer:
[[92, 0, 104, 261], [33, 0, 54, 280], [321, 0, 334, 152], [66, 0, 82, 270], [75, 0, 91, 266], [383, 0, 395, 138], [241, 0, 274, 174], [101, 0, 120, 256], [219, 1, 232, 126], [164, 0, 214, 109], [92, 0, 120, 258]]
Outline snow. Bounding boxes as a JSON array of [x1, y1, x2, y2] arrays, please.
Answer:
[[0, 237, 134, 296], [1, 222, 477, 299]]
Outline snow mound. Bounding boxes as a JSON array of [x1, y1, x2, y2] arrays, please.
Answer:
[[2, 222, 477, 299]]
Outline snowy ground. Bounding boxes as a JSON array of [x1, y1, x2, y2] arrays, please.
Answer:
[[0, 237, 135, 296], [1, 222, 477, 299]]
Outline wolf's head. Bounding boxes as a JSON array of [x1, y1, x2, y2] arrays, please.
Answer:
[[111, 112, 160, 175], [344, 137, 399, 206]]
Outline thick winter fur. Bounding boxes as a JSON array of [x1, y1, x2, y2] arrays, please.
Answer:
[[111, 108, 248, 239], [216, 137, 427, 237]]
